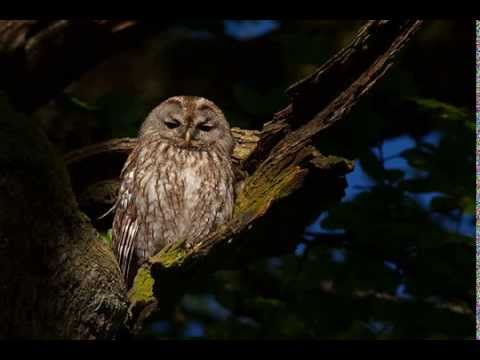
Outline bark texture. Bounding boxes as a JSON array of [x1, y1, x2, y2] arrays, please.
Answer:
[[0, 95, 128, 338]]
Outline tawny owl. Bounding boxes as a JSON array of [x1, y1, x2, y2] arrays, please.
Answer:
[[112, 96, 235, 288]]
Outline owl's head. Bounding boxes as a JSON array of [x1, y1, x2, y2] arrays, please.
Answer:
[[139, 96, 234, 156]]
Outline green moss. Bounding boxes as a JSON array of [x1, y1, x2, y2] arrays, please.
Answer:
[[152, 241, 189, 268], [310, 151, 355, 174], [234, 160, 307, 218], [275, 167, 308, 200], [233, 146, 255, 161], [128, 266, 155, 304]]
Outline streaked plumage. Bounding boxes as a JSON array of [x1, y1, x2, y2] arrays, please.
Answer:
[[112, 96, 235, 288]]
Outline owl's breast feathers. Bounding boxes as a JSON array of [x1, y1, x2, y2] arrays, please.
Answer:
[[112, 140, 234, 287]]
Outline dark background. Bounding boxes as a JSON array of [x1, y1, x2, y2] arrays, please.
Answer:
[[34, 20, 475, 339]]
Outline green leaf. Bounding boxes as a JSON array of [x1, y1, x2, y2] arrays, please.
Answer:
[[98, 229, 112, 247], [67, 96, 99, 111], [411, 98, 468, 120], [409, 97, 474, 134]]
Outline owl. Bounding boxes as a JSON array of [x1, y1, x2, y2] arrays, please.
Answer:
[[112, 96, 235, 288]]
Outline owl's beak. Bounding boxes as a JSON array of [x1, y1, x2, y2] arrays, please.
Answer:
[[184, 128, 192, 145]]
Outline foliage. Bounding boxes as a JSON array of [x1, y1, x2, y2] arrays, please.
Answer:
[[99, 229, 113, 247]]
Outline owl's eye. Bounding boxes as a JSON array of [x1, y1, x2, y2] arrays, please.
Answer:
[[197, 122, 214, 132], [164, 118, 181, 129]]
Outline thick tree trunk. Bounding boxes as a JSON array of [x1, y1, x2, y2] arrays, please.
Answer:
[[0, 95, 127, 338]]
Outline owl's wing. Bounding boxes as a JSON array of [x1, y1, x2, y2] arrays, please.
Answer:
[[112, 158, 140, 287]]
